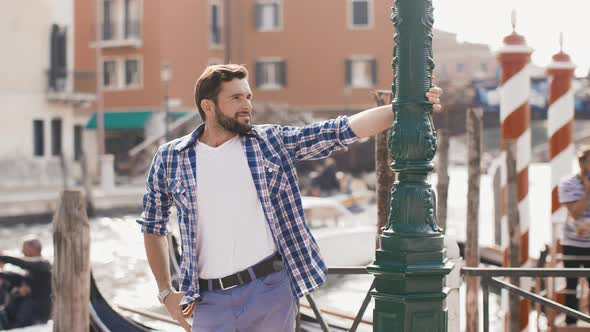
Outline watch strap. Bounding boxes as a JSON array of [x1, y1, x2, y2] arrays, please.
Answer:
[[158, 286, 175, 304]]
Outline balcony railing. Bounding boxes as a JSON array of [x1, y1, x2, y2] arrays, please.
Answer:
[[93, 20, 142, 48], [46, 69, 96, 103]]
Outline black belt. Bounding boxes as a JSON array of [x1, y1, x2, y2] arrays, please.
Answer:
[[198, 253, 283, 291]]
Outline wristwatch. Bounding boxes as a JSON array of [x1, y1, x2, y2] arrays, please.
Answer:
[[158, 287, 175, 304]]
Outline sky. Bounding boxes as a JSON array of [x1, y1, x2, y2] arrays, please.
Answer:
[[432, 0, 590, 77]]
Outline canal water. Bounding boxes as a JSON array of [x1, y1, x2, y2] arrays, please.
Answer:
[[1, 163, 557, 331]]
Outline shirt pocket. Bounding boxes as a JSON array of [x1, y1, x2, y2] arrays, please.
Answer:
[[168, 178, 191, 213], [264, 157, 288, 196]]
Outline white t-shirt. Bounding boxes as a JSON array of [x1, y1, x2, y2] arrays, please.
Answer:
[[195, 135, 277, 279]]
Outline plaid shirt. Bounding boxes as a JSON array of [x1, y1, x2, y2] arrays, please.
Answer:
[[137, 115, 358, 304]]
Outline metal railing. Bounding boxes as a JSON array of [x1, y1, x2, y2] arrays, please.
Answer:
[[299, 265, 590, 332], [462, 267, 590, 332], [296, 267, 373, 332], [46, 69, 96, 101]]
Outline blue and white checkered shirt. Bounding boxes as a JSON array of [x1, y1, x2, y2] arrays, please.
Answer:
[[137, 116, 359, 304]]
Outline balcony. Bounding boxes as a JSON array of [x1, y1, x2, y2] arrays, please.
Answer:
[[92, 20, 142, 48], [46, 69, 96, 103]]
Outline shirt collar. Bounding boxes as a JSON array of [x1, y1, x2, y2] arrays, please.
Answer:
[[174, 124, 260, 152]]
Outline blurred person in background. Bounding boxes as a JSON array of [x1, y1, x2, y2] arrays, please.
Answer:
[[0, 238, 51, 328], [559, 146, 590, 326], [314, 158, 341, 197]]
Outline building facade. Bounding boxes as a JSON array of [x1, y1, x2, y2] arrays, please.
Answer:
[[0, 0, 89, 189], [73, 1, 499, 173]]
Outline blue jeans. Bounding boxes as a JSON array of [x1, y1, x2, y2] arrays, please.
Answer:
[[192, 269, 297, 331]]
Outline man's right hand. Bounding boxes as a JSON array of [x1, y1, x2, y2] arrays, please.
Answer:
[[163, 291, 192, 332]]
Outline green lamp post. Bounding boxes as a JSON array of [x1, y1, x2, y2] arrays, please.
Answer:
[[367, 0, 452, 331]]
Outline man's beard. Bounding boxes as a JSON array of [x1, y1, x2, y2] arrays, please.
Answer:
[[214, 106, 253, 135]]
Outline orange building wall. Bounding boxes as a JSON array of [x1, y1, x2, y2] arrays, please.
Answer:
[[230, 0, 394, 111], [76, 1, 400, 115]]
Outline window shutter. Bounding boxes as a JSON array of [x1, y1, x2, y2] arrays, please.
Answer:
[[33, 120, 44, 157], [345, 59, 352, 86], [371, 59, 377, 85], [279, 61, 287, 86], [49, 25, 58, 88], [255, 61, 263, 87], [124, 0, 130, 37], [211, 4, 220, 44], [273, 3, 280, 28], [57, 29, 67, 75], [353, 1, 369, 26], [51, 118, 63, 156], [255, 4, 263, 30]]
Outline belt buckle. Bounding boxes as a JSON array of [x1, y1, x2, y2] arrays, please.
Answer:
[[219, 278, 237, 291]]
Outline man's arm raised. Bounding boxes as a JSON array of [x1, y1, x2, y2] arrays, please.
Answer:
[[348, 86, 443, 139]]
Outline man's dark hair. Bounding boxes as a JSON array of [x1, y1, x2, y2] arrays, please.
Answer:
[[578, 146, 590, 164], [194, 64, 249, 121]]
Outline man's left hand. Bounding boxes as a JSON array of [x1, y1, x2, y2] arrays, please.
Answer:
[[425, 86, 443, 112]]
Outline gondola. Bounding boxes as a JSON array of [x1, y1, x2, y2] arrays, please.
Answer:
[[89, 273, 155, 332]]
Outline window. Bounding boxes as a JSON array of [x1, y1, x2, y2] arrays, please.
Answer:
[[51, 118, 62, 156], [103, 60, 118, 88], [350, 0, 372, 29], [102, 0, 141, 41], [74, 125, 83, 161], [103, 0, 114, 40], [103, 57, 142, 89], [255, 60, 287, 89], [124, 0, 141, 39], [456, 63, 465, 73], [210, 1, 222, 47], [346, 58, 377, 88], [33, 120, 44, 157], [438, 64, 449, 81], [255, 1, 281, 31], [125, 58, 141, 86]]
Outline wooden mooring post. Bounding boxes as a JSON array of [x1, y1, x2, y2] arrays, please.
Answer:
[[372, 91, 395, 247], [52, 190, 91, 332], [436, 128, 450, 233], [506, 142, 521, 332], [466, 108, 482, 332]]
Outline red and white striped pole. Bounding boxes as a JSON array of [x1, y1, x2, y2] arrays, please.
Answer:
[[547, 34, 576, 319], [548, 36, 576, 241], [497, 12, 533, 331]]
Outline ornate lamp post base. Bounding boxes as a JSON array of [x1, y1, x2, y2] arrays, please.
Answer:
[[368, 232, 452, 331]]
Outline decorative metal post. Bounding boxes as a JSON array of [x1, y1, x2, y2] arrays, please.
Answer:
[[367, 1, 451, 331]]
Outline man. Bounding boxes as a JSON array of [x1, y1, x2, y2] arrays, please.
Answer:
[[0, 238, 52, 328], [137, 64, 443, 331], [559, 146, 590, 326]]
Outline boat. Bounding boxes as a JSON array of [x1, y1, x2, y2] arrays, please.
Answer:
[[303, 196, 376, 266], [89, 273, 155, 332]]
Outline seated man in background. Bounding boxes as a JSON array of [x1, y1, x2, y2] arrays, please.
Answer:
[[559, 146, 590, 326], [0, 238, 51, 328]]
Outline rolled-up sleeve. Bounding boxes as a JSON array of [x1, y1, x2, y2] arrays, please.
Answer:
[[136, 147, 172, 235], [280, 115, 359, 161]]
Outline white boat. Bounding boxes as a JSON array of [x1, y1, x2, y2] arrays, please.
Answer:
[[302, 196, 376, 267]]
